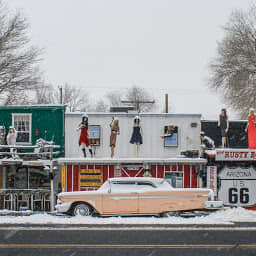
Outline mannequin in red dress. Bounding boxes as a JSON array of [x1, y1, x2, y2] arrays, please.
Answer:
[[77, 114, 93, 157], [245, 108, 256, 149]]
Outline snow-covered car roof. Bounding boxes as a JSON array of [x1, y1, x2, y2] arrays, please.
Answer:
[[107, 177, 165, 184]]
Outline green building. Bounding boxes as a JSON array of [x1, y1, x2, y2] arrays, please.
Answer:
[[0, 105, 65, 156], [0, 105, 66, 212]]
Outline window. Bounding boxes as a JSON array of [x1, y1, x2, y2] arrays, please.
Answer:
[[89, 125, 101, 146], [111, 181, 136, 192], [12, 114, 32, 144], [163, 125, 178, 147], [165, 172, 183, 188]]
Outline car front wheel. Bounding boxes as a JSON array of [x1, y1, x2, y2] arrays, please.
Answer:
[[72, 203, 92, 216]]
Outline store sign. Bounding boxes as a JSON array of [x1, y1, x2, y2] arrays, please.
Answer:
[[218, 167, 256, 206], [79, 169, 103, 187], [207, 166, 217, 196], [215, 149, 256, 161]]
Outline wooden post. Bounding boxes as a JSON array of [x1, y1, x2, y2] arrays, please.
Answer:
[[165, 94, 168, 113]]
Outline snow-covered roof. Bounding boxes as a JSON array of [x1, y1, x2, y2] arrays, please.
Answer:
[[66, 112, 202, 117], [57, 157, 207, 165], [108, 177, 164, 183]]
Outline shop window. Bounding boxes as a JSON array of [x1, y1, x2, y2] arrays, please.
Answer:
[[163, 125, 178, 147], [12, 113, 32, 144], [165, 172, 183, 188], [6, 167, 50, 189], [89, 125, 101, 146]]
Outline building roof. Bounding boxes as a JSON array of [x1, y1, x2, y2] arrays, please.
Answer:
[[57, 157, 207, 165]]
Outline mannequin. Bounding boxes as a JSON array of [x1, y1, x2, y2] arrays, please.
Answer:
[[130, 116, 143, 156], [109, 117, 120, 158], [7, 126, 17, 158], [77, 114, 93, 157]]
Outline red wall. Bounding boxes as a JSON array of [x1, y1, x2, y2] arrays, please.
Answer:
[[65, 163, 199, 191]]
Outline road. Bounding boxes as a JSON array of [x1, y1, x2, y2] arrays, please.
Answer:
[[0, 223, 256, 256]]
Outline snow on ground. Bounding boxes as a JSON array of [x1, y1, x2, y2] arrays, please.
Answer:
[[0, 207, 255, 225]]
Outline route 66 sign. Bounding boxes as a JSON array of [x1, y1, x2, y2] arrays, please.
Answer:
[[218, 166, 256, 206]]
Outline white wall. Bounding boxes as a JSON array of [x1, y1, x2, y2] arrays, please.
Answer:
[[65, 112, 201, 158]]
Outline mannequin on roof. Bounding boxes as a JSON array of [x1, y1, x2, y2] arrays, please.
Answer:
[[77, 114, 93, 157], [109, 117, 120, 158], [130, 116, 143, 156]]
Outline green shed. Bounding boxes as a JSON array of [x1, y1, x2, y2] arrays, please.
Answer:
[[0, 105, 65, 157]]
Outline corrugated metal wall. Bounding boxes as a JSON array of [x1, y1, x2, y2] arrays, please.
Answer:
[[65, 113, 201, 158]]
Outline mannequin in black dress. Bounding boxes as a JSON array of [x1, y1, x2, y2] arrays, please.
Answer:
[[130, 116, 143, 156]]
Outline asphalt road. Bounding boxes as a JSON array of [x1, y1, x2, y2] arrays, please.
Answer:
[[1, 223, 256, 256]]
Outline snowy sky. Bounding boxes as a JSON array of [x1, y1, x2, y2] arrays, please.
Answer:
[[5, 0, 254, 119]]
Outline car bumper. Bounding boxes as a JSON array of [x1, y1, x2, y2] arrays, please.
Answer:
[[55, 202, 72, 213], [204, 200, 223, 209]]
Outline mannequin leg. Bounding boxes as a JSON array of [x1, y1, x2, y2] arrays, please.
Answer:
[[111, 146, 115, 158], [89, 146, 93, 157], [137, 144, 140, 156], [134, 144, 137, 156], [222, 137, 226, 148], [81, 143, 86, 157]]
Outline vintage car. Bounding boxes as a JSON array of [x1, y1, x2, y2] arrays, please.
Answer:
[[55, 177, 223, 217]]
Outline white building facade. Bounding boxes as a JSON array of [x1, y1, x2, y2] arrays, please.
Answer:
[[65, 112, 202, 158]]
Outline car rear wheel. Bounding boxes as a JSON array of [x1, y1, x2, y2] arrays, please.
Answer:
[[72, 203, 92, 216]]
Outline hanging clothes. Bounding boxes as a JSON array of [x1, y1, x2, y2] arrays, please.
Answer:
[[78, 125, 90, 147], [130, 126, 143, 145], [248, 115, 256, 149]]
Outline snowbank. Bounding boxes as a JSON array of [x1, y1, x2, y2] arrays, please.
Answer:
[[0, 207, 255, 225]]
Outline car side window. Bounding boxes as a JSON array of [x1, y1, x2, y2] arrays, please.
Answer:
[[111, 182, 136, 192], [137, 182, 156, 191]]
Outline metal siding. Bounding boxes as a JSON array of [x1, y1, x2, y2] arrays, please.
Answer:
[[184, 165, 191, 188], [67, 165, 73, 192], [0, 105, 65, 156], [73, 165, 79, 191], [65, 113, 201, 158], [191, 166, 198, 188]]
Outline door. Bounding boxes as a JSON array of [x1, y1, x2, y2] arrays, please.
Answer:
[[102, 181, 138, 214]]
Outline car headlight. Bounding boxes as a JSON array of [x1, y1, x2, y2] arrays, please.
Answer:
[[57, 198, 62, 205], [208, 190, 214, 201]]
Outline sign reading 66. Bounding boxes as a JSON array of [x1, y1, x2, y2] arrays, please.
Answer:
[[228, 188, 249, 204], [218, 167, 256, 206]]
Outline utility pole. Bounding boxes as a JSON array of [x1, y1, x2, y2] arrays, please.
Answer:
[[165, 94, 168, 113], [58, 86, 63, 104]]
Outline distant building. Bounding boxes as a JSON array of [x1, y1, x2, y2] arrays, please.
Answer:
[[0, 105, 65, 211]]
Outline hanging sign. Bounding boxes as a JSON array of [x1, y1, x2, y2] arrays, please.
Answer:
[[207, 166, 217, 196], [215, 149, 256, 161]]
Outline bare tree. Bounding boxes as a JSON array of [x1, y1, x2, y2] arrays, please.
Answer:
[[123, 85, 156, 112], [106, 86, 156, 112], [34, 84, 56, 104], [94, 99, 109, 112], [0, 1, 43, 103], [208, 5, 256, 118], [60, 83, 91, 112], [106, 90, 123, 107]]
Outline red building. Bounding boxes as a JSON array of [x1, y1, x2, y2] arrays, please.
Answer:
[[57, 158, 207, 192]]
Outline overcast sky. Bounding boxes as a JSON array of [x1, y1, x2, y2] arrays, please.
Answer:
[[6, 0, 254, 119]]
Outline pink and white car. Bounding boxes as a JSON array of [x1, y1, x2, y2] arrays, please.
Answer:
[[56, 177, 223, 217]]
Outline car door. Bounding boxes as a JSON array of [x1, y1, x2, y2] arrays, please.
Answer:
[[102, 181, 138, 214], [137, 181, 163, 214]]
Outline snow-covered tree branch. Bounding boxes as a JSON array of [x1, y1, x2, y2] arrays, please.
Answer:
[[208, 5, 256, 118]]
